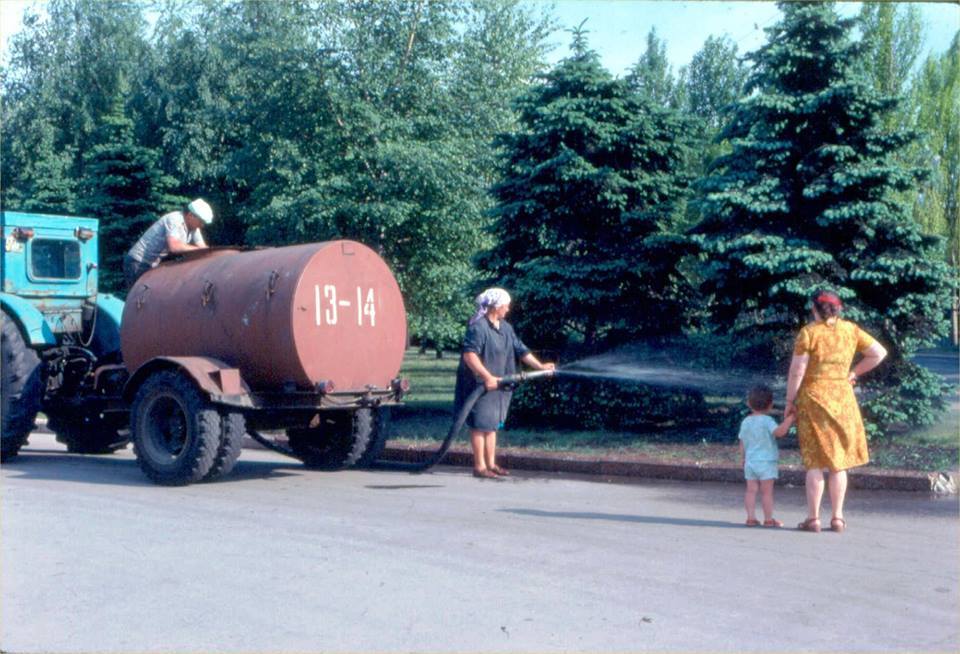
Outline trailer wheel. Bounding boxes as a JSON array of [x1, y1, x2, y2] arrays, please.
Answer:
[[356, 407, 391, 468], [286, 408, 385, 470], [203, 412, 246, 481], [130, 370, 220, 485], [1, 312, 42, 462], [48, 413, 129, 454]]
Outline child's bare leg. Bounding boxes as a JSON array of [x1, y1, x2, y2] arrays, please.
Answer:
[[744, 480, 759, 521], [760, 479, 775, 521]]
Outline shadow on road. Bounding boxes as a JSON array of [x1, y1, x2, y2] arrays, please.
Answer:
[[500, 507, 750, 529], [2, 451, 302, 486], [364, 484, 445, 490]]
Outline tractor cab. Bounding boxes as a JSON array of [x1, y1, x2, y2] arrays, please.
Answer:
[[1, 211, 126, 460]]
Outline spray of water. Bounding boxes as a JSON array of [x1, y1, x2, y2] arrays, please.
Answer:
[[557, 346, 784, 399]]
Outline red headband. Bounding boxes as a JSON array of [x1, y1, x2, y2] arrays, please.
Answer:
[[815, 293, 842, 308]]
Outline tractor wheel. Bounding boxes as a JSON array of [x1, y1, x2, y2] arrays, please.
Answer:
[[1, 312, 42, 462], [49, 413, 129, 454], [203, 411, 246, 481], [286, 408, 386, 470], [130, 370, 221, 485]]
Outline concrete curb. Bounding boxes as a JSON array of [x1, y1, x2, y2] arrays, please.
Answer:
[[376, 445, 958, 494], [240, 433, 956, 494]]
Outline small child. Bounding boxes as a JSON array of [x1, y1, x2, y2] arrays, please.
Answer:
[[739, 384, 793, 528]]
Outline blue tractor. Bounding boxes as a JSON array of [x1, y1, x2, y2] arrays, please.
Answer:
[[1, 211, 127, 460]]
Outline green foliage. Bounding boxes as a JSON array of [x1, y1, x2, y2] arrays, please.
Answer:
[[683, 35, 749, 132], [138, 0, 552, 351], [626, 28, 683, 108], [77, 94, 183, 292], [909, 34, 960, 266], [855, 6, 956, 277], [676, 35, 749, 231], [1, 0, 552, 350], [508, 376, 708, 432], [0, 0, 150, 209], [694, 1, 955, 431], [483, 31, 696, 353], [3, 117, 77, 214], [856, 3, 924, 116], [860, 358, 952, 436]]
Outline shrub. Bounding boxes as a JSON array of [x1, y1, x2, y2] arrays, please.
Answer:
[[507, 375, 709, 432], [861, 359, 953, 437]]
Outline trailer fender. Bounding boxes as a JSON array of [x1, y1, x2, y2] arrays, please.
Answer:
[[123, 356, 253, 407], [0, 292, 56, 346]]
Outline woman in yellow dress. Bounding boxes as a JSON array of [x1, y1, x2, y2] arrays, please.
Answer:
[[784, 290, 887, 533]]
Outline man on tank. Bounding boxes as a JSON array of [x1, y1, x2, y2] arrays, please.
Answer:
[[123, 198, 214, 289]]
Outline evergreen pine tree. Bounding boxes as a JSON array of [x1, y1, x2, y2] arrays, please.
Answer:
[[77, 92, 182, 292], [695, 1, 954, 432], [483, 30, 694, 352]]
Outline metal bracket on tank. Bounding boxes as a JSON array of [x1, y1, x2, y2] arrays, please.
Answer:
[[200, 280, 215, 307], [266, 270, 280, 299], [135, 284, 150, 310]]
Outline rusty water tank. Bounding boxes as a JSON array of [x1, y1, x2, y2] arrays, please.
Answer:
[[121, 241, 407, 391]]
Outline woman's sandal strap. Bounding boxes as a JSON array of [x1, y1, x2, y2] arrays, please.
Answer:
[[797, 518, 821, 532]]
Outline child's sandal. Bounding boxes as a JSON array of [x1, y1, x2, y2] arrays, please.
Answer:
[[763, 518, 783, 528], [797, 517, 821, 533], [745, 519, 761, 527]]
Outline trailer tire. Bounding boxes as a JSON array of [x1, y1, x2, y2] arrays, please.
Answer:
[[204, 412, 245, 481], [287, 408, 384, 470], [131, 370, 220, 485], [49, 413, 129, 454], [1, 312, 42, 462], [356, 407, 391, 467]]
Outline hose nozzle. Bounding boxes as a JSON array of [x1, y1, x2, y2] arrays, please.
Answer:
[[498, 369, 556, 388]]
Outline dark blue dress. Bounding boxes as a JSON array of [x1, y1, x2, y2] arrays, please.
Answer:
[[453, 317, 530, 431]]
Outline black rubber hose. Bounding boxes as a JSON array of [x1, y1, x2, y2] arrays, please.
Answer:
[[369, 383, 487, 473]]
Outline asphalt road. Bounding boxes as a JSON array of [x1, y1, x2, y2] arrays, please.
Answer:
[[2, 432, 957, 653], [914, 352, 959, 387]]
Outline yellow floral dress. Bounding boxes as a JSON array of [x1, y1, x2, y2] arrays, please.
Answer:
[[793, 319, 877, 472]]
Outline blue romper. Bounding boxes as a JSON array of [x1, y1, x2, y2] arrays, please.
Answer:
[[739, 414, 779, 480]]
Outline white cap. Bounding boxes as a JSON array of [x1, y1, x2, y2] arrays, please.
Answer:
[[186, 198, 214, 224]]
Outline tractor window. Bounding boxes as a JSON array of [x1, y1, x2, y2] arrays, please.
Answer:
[[31, 239, 82, 280]]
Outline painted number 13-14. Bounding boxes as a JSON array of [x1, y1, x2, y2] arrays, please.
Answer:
[[315, 285, 376, 327]]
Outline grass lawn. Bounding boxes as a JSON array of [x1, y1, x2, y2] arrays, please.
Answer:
[[394, 348, 959, 472]]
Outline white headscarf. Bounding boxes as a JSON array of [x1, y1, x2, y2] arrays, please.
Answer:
[[469, 287, 512, 326]]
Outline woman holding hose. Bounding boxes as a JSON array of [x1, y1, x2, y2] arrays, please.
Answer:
[[785, 290, 887, 533], [454, 288, 555, 479]]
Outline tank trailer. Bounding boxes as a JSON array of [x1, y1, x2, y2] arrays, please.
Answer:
[[1, 211, 408, 485]]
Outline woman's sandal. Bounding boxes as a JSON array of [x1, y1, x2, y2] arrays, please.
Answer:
[[830, 517, 846, 533], [745, 519, 761, 527], [489, 465, 510, 477], [797, 517, 821, 533], [763, 519, 783, 528]]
